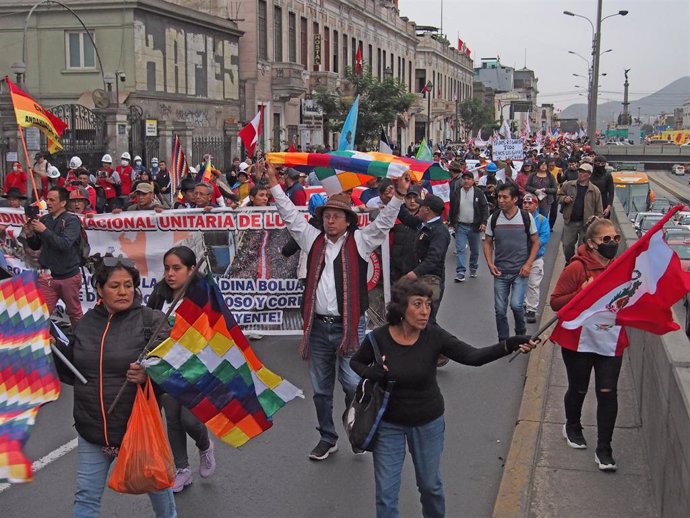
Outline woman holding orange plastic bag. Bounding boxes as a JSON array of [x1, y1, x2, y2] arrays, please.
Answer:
[[55, 256, 176, 518]]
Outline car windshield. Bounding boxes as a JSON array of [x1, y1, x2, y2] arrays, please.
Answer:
[[641, 217, 663, 230], [669, 243, 690, 260]]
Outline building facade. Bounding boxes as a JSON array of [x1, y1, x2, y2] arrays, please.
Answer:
[[0, 0, 242, 170], [413, 29, 473, 145]]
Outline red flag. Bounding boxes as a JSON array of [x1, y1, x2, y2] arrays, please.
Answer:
[[239, 107, 264, 158], [355, 46, 363, 75], [458, 38, 464, 52], [465, 47, 471, 57], [550, 205, 690, 356], [421, 83, 429, 94]]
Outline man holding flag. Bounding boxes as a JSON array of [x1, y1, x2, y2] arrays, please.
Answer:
[[549, 209, 690, 471]]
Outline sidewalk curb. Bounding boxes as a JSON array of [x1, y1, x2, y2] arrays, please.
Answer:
[[492, 251, 565, 518]]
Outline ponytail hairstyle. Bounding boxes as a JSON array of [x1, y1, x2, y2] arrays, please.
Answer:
[[584, 216, 615, 247]]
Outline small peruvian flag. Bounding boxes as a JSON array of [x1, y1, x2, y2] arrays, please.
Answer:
[[355, 46, 363, 75], [239, 106, 264, 157], [550, 205, 690, 356]]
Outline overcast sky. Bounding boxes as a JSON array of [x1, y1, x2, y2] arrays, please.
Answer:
[[399, 0, 690, 111]]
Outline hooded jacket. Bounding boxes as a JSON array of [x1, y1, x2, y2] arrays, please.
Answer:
[[57, 295, 169, 447], [550, 244, 607, 311]]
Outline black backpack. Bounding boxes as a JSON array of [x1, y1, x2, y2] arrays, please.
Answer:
[[60, 214, 91, 267], [489, 208, 532, 245]]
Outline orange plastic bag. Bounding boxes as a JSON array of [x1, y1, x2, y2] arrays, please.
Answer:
[[108, 378, 175, 494]]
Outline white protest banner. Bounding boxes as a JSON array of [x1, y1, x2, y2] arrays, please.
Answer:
[[0, 207, 385, 335], [492, 139, 525, 161]]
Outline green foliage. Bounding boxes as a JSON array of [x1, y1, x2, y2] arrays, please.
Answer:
[[313, 66, 415, 149], [458, 98, 496, 133]]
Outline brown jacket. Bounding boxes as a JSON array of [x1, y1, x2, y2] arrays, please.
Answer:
[[557, 180, 603, 224]]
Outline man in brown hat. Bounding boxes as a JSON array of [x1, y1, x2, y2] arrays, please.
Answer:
[[267, 160, 410, 461]]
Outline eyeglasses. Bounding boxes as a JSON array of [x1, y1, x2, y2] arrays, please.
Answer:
[[597, 234, 621, 244], [102, 255, 136, 268], [322, 213, 346, 221]]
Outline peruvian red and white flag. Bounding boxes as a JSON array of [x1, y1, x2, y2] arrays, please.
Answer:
[[550, 205, 690, 356], [239, 106, 264, 157]]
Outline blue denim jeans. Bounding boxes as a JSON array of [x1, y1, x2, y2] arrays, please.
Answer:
[[493, 273, 529, 341], [308, 316, 364, 445], [373, 415, 445, 518], [74, 435, 177, 518], [454, 223, 481, 276]]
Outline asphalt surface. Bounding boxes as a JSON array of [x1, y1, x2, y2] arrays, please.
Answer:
[[1, 224, 562, 518]]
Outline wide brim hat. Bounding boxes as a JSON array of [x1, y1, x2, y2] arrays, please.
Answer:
[[3, 187, 27, 199], [315, 193, 358, 224]]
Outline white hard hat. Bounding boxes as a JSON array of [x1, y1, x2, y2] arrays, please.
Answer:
[[101, 154, 112, 163], [188, 166, 197, 174], [121, 152, 131, 161], [47, 165, 61, 179], [133, 155, 142, 162], [69, 156, 82, 169]]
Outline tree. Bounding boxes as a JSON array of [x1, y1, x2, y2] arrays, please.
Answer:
[[458, 98, 496, 134], [313, 66, 415, 149]]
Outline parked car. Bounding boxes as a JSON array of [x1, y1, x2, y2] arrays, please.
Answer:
[[667, 237, 690, 271], [633, 211, 662, 229], [637, 214, 675, 237], [664, 227, 690, 241]]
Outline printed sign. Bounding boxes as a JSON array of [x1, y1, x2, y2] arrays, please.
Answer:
[[145, 119, 158, 137]]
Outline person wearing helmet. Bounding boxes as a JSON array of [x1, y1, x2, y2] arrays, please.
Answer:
[[32, 152, 49, 200], [132, 155, 146, 181], [74, 170, 99, 211], [67, 187, 94, 216], [96, 154, 120, 211], [3, 162, 28, 196], [150, 157, 160, 179], [116, 152, 134, 198], [46, 165, 64, 191], [65, 156, 84, 185]]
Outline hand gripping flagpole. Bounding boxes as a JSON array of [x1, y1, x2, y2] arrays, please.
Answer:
[[107, 252, 208, 415], [508, 314, 559, 363]]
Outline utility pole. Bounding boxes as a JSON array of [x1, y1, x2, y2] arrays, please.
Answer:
[[588, 0, 603, 141], [426, 81, 433, 143]]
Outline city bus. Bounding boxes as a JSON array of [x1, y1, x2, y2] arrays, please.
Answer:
[[612, 171, 652, 221]]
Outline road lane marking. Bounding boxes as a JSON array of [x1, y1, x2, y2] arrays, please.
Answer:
[[0, 437, 78, 493]]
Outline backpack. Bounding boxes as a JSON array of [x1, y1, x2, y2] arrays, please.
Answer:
[[489, 208, 532, 244]]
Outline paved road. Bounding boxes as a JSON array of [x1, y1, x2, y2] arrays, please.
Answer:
[[1, 226, 562, 518]]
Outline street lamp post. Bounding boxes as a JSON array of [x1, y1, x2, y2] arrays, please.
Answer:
[[426, 81, 433, 143], [564, 4, 628, 140]]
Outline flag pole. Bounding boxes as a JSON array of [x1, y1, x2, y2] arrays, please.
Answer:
[[107, 252, 208, 415], [17, 126, 40, 202], [508, 314, 558, 363]]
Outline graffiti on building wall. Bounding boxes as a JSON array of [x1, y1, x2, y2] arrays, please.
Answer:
[[134, 14, 239, 101]]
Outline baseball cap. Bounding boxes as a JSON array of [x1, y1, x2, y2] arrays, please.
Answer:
[[578, 163, 593, 173], [419, 194, 445, 215], [238, 162, 250, 173], [461, 170, 474, 178], [135, 182, 154, 193], [286, 168, 301, 180], [522, 193, 537, 204], [406, 184, 423, 197], [594, 155, 607, 163]]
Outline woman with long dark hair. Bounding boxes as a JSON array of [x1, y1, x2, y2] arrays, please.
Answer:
[[551, 216, 624, 471], [147, 246, 217, 492], [350, 278, 536, 518]]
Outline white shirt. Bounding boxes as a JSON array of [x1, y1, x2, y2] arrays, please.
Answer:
[[271, 184, 402, 315], [365, 196, 385, 209]]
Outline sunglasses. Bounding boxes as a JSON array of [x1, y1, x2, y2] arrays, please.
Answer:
[[597, 234, 621, 244], [102, 255, 136, 268]]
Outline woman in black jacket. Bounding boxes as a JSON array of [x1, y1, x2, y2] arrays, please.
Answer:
[[525, 159, 558, 218], [351, 278, 536, 518], [57, 256, 176, 517], [147, 246, 217, 493]]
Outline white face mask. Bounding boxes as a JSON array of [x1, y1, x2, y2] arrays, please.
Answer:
[[135, 160, 142, 166], [121, 160, 129, 167]]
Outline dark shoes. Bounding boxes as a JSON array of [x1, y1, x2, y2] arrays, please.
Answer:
[[562, 423, 587, 449], [526, 310, 537, 324], [595, 446, 618, 471], [309, 440, 338, 461], [454, 274, 466, 283]]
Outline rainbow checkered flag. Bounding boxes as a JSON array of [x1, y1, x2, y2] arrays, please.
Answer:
[[0, 272, 60, 483], [145, 275, 303, 447]]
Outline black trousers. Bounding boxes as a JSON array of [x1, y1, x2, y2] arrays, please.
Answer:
[[162, 394, 211, 469], [561, 347, 622, 449]]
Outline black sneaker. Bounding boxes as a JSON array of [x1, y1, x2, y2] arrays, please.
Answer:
[[595, 447, 617, 471], [526, 310, 537, 324], [454, 274, 466, 283], [562, 423, 587, 449], [309, 440, 338, 461]]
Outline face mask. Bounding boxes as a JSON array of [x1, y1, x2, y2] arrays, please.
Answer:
[[121, 160, 129, 167], [593, 164, 606, 174], [135, 160, 142, 166], [596, 241, 618, 259], [12, 166, 18, 172]]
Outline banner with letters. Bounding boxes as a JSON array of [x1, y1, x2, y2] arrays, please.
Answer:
[[0, 207, 387, 335]]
